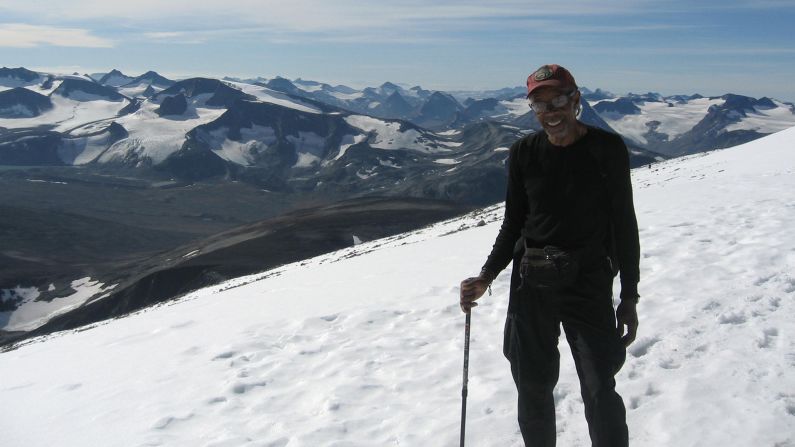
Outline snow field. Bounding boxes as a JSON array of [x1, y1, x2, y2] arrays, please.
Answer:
[[596, 96, 795, 146], [725, 99, 795, 133], [104, 95, 226, 164], [0, 92, 129, 132], [499, 97, 531, 117], [227, 81, 324, 114], [344, 115, 451, 154], [623, 149, 795, 446], [203, 125, 278, 167], [595, 97, 723, 145]]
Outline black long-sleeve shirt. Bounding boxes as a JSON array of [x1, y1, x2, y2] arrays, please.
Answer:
[[481, 125, 640, 299]]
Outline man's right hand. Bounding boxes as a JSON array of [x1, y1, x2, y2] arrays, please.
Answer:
[[459, 276, 491, 313]]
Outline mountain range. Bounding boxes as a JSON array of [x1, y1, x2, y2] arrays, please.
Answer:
[[1, 66, 794, 344]]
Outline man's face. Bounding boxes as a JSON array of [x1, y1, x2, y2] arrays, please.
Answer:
[[529, 87, 580, 143]]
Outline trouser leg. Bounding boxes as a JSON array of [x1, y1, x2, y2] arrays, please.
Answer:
[[565, 325, 628, 447], [504, 289, 561, 447], [561, 270, 629, 447]]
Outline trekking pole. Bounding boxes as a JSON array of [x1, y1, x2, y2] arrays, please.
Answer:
[[460, 311, 471, 447]]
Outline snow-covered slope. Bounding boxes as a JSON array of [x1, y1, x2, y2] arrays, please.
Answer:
[[2, 126, 793, 446], [100, 94, 226, 165], [344, 114, 455, 153], [225, 80, 325, 114], [0, 79, 130, 133], [594, 96, 724, 145], [592, 94, 795, 154]]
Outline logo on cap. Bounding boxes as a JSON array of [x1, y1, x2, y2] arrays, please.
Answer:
[[534, 65, 553, 81]]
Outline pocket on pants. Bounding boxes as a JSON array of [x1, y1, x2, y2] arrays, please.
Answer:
[[503, 314, 516, 360]]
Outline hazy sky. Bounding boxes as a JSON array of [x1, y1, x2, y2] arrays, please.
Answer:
[[1, 1, 794, 100]]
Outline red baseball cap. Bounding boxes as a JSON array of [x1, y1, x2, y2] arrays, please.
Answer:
[[526, 64, 577, 98]]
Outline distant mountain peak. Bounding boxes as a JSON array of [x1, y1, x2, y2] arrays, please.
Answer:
[[0, 87, 53, 117], [155, 77, 255, 107], [123, 71, 174, 88], [99, 69, 135, 87], [380, 81, 401, 90], [0, 67, 40, 83], [52, 78, 126, 101]]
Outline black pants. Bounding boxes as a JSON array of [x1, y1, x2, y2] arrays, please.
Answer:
[[503, 265, 628, 447]]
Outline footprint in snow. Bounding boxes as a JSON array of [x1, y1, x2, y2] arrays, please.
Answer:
[[628, 336, 660, 358], [702, 300, 721, 311], [206, 396, 227, 405], [783, 277, 795, 294], [757, 328, 779, 349], [230, 380, 267, 395], [718, 311, 747, 325], [658, 358, 680, 369], [170, 320, 195, 329], [628, 384, 661, 410], [152, 412, 195, 430], [212, 351, 236, 361]]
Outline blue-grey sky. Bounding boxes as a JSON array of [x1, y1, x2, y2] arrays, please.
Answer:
[[1, 1, 794, 101]]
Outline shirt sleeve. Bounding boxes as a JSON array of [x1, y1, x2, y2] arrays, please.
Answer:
[[480, 139, 529, 280], [607, 135, 641, 299]]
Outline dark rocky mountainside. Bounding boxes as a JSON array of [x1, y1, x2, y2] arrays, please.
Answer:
[[156, 93, 188, 116], [593, 97, 641, 115], [52, 78, 126, 101], [0, 87, 53, 117], [0, 67, 40, 83], [1, 196, 472, 347], [98, 69, 134, 87], [155, 78, 257, 107], [124, 70, 175, 88]]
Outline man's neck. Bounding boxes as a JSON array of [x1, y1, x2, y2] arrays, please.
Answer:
[[547, 122, 587, 147]]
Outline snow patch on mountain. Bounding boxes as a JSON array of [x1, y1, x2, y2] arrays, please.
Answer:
[[0, 278, 116, 332], [378, 158, 400, 168], [344, 115, 450, 153], [102, 96, 225, 164], [288, 131, 326, 168], [227, 81, 324, 114], [0, 93, 129, 132], [500, 97, 531, 117], [328, 90, 365, 101], [335, 134, 367, 160], [595, 97, 724, 145], [356, 167, 378, 179], [725, 99, 795, 133], [118, 84, 164, 98], [292, 80, 324, 93], [35, 79, 63, 96], [204, 125, 278, 166], [59, 131, 117, 165]]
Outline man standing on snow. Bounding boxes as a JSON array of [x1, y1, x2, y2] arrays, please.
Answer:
[[460, 64, 640, 447]]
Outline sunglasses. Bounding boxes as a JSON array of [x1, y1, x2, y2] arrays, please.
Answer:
[[529, 90, 577, 113]]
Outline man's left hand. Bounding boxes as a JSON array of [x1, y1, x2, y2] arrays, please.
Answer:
[[616, 300, 638, 347]]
